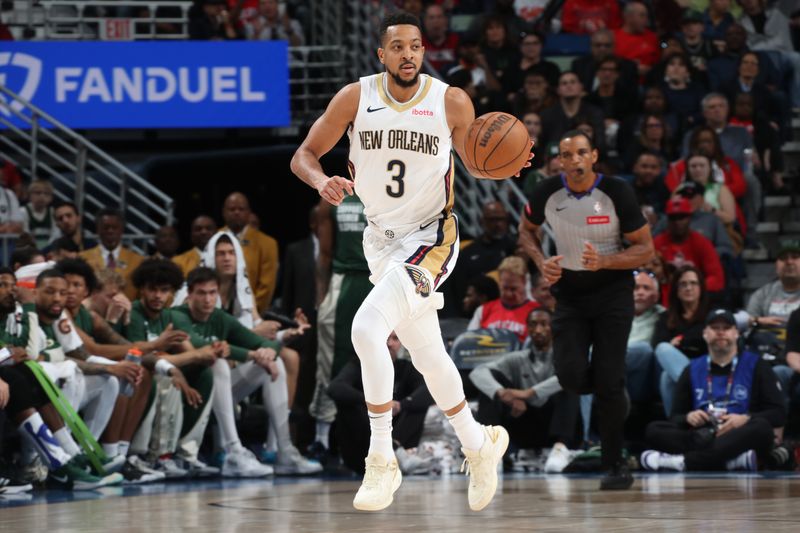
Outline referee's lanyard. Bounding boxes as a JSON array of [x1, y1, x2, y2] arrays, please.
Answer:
[[707, 355, 738, 411]]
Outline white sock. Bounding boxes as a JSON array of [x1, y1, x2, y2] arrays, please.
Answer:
[[316, 421, 331, 449], [103, 442, 119, 458], [53, 427, 81, 458], [367, 409, 394, 459], [211, 359, 242, 452], [18, 413, 72, 469], [118, 441, 130, 457], [261, 359, 292, 453], [447, 405, 485, 451], [661, 453, 686, 471]]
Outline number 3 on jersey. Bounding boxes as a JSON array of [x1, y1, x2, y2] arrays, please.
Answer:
[[386, 159, 405, 198]]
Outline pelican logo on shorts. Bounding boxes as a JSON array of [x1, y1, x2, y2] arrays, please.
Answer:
[[405, 266, 431, 298], [0, 52, 42, 117], [384, 230, 395, 239], [57, 318, 72, 335]]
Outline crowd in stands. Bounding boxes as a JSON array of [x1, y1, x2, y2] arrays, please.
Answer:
[[2, 0, 800, 493]]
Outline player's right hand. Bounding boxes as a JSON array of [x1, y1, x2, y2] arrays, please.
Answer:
[[317, 175, 354, 206], [542, 255, 564, 285]]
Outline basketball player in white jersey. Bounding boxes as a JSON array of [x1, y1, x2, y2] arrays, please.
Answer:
[[292, 12, 529, 512]]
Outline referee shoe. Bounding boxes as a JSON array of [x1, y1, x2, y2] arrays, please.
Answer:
[[599, 462, 634, 490]]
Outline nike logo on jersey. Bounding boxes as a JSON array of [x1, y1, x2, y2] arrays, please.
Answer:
[[556, 206, 567, 212], [366, 106, 387, 113], [419, 219, 438, 230]]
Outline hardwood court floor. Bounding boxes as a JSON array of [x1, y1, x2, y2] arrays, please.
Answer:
[[1, 473, 799, 532]]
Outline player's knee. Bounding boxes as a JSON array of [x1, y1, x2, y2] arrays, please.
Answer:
[[351, 305, 389, 357], [105, 374, 120, 398]]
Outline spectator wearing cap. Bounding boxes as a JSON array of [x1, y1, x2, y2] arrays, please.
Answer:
[[653, 197, 726, 293], [745, 239, 800, 357], [642, 308, 785, 472], [613, 0, 660, 79], [188, 0, 242, 40], [679, 10, 716, 75], [653, 180, 736, 260]]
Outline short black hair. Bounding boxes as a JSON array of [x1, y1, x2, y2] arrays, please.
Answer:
[[186, 267, 220, 292], [131, 258, 184, 291], [557, 70, 580, 83], [50, 236, 80, 254], [0, 266, 15, 278], [559, 129, 595, 151], [56, 257, 98, 293], [11, 247, 42, 269], [528, 306, 552, 321], [380, 11, 422, 44], [467, 275, 499, 301], [95, 208, 123, 224], [53, 200, 78, 214], [36, 268, 65, 288]]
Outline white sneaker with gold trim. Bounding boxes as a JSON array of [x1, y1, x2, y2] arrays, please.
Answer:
[[352, 453, 402, 511], [461, 425, 509, 511]]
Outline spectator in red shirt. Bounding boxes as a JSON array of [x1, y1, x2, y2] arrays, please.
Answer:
[[422, 3, 459, 74], [561, 0, 621, 35], [467, 256, 540, 342], [613, 0, 660, 78], [654, 197, 725, 293]]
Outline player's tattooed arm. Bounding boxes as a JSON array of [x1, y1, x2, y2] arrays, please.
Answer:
[[66, 345, 109, 375], [91, 311, 130, 346]]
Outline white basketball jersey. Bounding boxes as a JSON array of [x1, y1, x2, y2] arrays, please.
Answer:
[[348, 73, 454, 231]]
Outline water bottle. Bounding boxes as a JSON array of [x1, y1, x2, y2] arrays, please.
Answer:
[[120, 348, 142, 397]]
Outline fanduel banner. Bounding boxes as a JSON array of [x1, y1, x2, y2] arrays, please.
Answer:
[[0, 41, 289, 128]]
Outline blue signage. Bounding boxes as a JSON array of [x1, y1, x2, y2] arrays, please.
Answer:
[[0, 41, 290, 128]]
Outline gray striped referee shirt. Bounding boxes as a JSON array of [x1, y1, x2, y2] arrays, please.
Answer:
[[525, 174, 646, 296]]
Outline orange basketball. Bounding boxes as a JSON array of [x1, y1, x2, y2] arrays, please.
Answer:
[[464, 112, 532, 180]]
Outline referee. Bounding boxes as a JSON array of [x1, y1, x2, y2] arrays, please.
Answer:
[[519, 130, 654, 490]]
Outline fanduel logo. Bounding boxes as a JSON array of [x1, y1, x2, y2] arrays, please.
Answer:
[[55, 66, 267, 104], [0, 52, 42, 116]]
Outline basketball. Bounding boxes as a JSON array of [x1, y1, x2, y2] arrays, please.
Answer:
[[464, 112, 532, 180]]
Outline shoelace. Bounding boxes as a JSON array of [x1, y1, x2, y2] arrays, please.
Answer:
[[460, 456, 485, 486], [362, 463, 389, 489]]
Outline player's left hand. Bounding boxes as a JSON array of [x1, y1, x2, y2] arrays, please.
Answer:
[[581, 241, 604, 271], [716, 413, 750, 437], [514, 140, 535, 178]]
